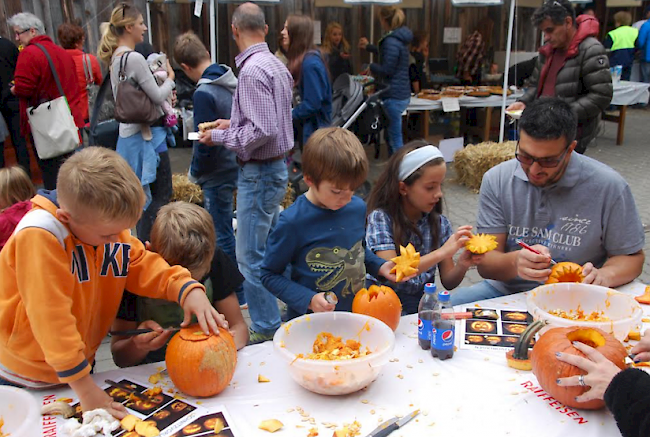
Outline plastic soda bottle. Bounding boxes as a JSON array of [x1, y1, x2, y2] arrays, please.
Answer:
[[431, 289, 455, 360], [417, 283, 437, 350]]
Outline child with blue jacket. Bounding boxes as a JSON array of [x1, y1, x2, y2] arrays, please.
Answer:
[[261, 128, 399, 320]]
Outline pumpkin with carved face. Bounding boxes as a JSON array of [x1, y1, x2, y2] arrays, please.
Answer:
[[165, 325, 237, 397]]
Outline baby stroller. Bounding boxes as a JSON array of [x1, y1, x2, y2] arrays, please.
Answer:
[[288, 74, 389, 198]]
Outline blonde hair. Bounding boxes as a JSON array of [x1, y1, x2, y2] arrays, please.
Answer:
[[0, 166, 35, 210], [321, 22, 350, 55], [302, 127, 368, 190], [614, 11, 632, 27], [174, 31, 210, 69], [379, 6, 405, 31], [150, 202, 216, 278], [57, 147, 145, 223], [97, 3, 142, 65]]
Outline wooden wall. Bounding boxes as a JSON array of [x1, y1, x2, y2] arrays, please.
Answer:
[[1, 0, 647, 73]]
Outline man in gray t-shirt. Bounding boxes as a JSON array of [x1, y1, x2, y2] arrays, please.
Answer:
[[451, 98, 645, 305]]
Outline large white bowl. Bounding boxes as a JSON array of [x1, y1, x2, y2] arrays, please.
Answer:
[[273, 312, 395, 395], [526, 283, 643, 341], [0, 386, 41, 437]]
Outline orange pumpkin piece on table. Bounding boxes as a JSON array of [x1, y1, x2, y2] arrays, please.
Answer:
[[530, 326, 627, 409], [352, 285, 402, 331], [165, 325, 237, 397], [390, 243, 420, 282], [635, 285, 650, 305], [465, 234, 498, 254], [545, 262, 585, 284]]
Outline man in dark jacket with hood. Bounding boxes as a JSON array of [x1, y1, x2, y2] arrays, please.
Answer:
[[173, 32, 244, 306], [507, 0, 612, 154]]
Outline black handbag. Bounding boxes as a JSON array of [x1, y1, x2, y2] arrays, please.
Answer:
[[88, 71, 118, 149]]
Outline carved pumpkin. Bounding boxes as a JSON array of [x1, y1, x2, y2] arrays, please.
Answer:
[[465, 234, 498, 254], [531, 326, 627, 409], [390, 243, 420, 282], [165, 325, 237, 397], [545, 262, 585, 284], [470, 321, 495, 333], [352, 285, 402, 331]]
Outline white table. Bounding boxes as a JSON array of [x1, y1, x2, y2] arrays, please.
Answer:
[[603, 81, 650, 145], [28, 282, 647, 437]]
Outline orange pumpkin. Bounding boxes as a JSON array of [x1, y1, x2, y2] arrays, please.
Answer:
[[352, 285, 402, 331], [545, 262, 585, 284], [531, 326, 627, 409], [165, 325, 237, 397]]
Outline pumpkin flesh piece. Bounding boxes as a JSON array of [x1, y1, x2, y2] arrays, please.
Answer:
[[390, 243, 420, 282], [465, 234, 498, 255], [546, 262, 585, 284]]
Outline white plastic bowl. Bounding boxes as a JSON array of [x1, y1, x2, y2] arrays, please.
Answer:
[[273, 312, 395, 395], [526, 283, 643, 341], [0, 386, 41, 437]]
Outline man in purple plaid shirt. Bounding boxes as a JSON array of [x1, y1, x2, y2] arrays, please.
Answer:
[[199, 2, 294, 344]]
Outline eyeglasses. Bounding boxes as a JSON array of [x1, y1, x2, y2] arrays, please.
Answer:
[[515, 142, 571, 168], [14, 28, 31, 37]]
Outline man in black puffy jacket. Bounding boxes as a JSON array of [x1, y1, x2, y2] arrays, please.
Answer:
[[507, 0, 612, 154]]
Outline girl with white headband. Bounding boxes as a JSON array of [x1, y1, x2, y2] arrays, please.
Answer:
[[366, 141, 484, 314]]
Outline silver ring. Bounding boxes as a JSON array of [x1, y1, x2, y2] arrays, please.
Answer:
[[578, 375, 586, 387]]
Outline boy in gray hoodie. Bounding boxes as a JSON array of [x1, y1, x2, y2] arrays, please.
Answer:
[[173, 32, 244, 307]]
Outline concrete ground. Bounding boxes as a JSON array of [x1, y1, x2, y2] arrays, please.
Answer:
[[95, 108, 650, 372]]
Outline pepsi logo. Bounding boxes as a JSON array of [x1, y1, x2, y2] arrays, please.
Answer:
[[441, 330, 454, 341], [418, 318, 423, 328], [431, 328, 437, 336]]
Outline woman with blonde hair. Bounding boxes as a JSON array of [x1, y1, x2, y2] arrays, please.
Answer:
[[0, 166, 35, 251], [359, 6, 412, 154], [97, 3, 175, 243], [321, 22, 352, 83]]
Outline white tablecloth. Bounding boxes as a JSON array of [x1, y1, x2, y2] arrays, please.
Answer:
[[407, 92, 523, 112], [611, 81, 650, 106], [27, 282, 648, 437]]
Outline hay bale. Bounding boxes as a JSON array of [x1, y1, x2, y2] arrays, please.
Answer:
[[171, 174, 204, 204], [453, 141, 516, 192]]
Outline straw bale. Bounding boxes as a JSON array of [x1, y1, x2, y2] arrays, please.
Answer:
[[453, 141, 516, 192], [171, 174, 204, 204]]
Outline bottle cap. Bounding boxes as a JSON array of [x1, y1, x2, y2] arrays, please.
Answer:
[[424, 283, 437, 294], [438, 290, 450, 302]]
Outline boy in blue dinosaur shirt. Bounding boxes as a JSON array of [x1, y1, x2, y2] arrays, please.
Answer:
[[261, 127, 398, 320]]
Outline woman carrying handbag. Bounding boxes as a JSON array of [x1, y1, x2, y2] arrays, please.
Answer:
[[98, 3, 175, 243]]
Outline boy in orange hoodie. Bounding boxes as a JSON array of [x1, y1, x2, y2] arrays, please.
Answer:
[[0, 147, 226, 419]]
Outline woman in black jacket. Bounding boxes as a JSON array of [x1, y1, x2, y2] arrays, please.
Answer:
[[556, 332, 650, 437], [359, 6, 412, 154], [321, 22, 352, 84]]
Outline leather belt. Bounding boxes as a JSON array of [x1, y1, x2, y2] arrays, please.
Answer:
[[237, 154, 285, 166]]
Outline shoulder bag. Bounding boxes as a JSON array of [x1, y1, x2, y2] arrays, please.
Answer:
[[113, 51, 160, 124]]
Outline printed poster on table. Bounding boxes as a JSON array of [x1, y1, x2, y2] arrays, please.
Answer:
[[459, 307, 533, 351]]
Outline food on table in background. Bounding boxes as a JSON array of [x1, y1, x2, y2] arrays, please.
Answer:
[[258, 374, 271, 383], [627, 331, 641, 341], [296, 332, 371, 361], [390, 243, 421, 282], [352, 285, 402, 331], [198, 120, 220, 132], [182, 424, 203, 435], [548, 306, 610, 322], [504, 324, 527, 335], [531, 327, 627, 409], [467, 335, 484, 343], [165, 325, 237, 397], [258, 419, 284, 433], [504, 312, 527, 321], [505, 320, 547, 371], [465, 234, 498, 255], [332, 420, 362, 437], [545, 262, 585, 284], [471, 321, 495, 333], [473, 309, 499, 320], [635, 285, 650, 305], [41, 400, 75, 418], [467, 90, 490, 97]]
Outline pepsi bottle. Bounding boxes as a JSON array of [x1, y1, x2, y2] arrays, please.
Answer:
[[431, 289, 455, 360], [417, 283, 437, 350]]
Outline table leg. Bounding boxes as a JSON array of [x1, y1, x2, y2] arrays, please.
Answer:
[[483, 107, 492, 142], [617, 105, 627, 146]]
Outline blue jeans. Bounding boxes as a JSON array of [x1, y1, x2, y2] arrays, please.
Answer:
[[202, 177, 245, 305], [236, 159, 287, 334], [398, 292, 422, 316], [641, 61, 650, 83], [383, 97, 410, 154], [450, 281, 505, 306]]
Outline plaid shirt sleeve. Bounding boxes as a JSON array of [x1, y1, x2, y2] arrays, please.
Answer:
[[211, 73, 279, 161], [457, 32, 485, 76], [366, 209, 396, 252], [439, 215, 453, 247]]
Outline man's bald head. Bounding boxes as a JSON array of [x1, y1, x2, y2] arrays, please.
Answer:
[[232, 2, 266, 33]]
